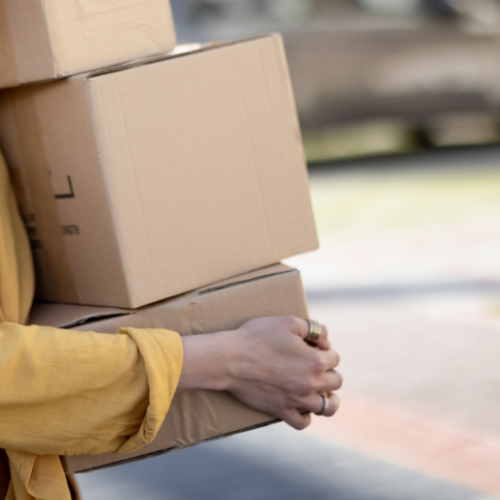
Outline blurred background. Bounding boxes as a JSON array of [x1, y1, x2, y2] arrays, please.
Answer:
[[78, 2, 500, 499], [171, 0, 500, 159]]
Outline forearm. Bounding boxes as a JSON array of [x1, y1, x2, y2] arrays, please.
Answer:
[[176, 331, 233, 392]]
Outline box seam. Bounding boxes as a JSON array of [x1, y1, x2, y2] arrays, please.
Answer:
[[269, 35, 319, 252], [270, 35, 307, 169], [113, 75, 157, 304], [87, 34, 274, 80], [236, 49, 274, 262], [198, 267, 296, 295], [86, 78, 135, 306], [257, 39, 285, 262], [61, 312, 132, 329]]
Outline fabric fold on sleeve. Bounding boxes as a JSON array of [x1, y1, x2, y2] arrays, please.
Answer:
[[116, 327, 184, 454], [7, 450, 71, 500]]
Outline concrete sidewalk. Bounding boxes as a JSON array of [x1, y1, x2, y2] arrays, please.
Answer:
[[307, 293, 500, 497], [77, 424, 495, 500]]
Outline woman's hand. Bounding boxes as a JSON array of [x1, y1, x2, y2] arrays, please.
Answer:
[[177, 316, 342, 430]]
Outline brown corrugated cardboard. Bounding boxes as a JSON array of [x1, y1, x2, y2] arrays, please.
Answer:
[[0, 0, 176, 89], [28, 264, 309, 473], [0, 35, 318, 308]]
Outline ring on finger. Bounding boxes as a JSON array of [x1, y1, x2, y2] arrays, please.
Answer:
[[305, 319, 322, 345], [314, 394, 329, 416]]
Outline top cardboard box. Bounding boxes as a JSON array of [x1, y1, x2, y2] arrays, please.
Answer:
[[0, 35, 318, 308], [0, 0, 176, 89]]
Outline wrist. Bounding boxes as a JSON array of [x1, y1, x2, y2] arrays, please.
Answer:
[[176, 331, 234, 393]]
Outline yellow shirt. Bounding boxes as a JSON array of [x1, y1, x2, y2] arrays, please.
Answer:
[[0, 152, 183, 499]]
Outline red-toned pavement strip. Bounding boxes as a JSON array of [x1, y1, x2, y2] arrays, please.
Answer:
[[305, 398, 500, 497]]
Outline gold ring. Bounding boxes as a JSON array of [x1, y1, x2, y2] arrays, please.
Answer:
[[305, 319, 322, 345], [315, 394, 329, 416]]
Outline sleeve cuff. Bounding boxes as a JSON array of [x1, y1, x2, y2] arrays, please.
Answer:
[[115, 328, 183, 454]]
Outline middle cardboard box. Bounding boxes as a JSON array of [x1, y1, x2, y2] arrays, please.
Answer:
[[0, 34, 318, 309], [28, 263, 308, 474]]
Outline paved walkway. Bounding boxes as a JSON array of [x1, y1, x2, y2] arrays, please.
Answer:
[[78, 424, 494, 500], [306, 292, 500, 496]]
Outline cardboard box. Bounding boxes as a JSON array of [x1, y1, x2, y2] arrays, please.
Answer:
[[28, 264, 309, 473], [0, 35, 318, 308], [0, 0, 176, 89]]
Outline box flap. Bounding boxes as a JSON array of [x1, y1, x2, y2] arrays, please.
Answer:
[[85, 37, 271, 80], [196, 263, 295, 294], [28, 302, 129, 329], [27, 265, 299, 331]]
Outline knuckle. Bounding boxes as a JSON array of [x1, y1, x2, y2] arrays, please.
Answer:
[[299, 377, 316, 395], [309, 352, 327, 373], [282, 315, 300, 330]]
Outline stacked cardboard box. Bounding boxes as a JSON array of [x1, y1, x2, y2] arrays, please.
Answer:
[[29, 264, 309, 473], [0, 35, 317, 308], [0, 0, 176, 89], [0, 0, 318, 473]]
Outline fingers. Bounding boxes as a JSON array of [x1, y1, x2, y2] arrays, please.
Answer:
[[301, 393, 340, 418], [316, 323, 331, 351], [297, 319, 330, 351], [283, 392, 341, 429], [321, 349, 340, 371], [282, 409, 312, 430], [317, 369, 343, 393], [323, 393, 340, 417]]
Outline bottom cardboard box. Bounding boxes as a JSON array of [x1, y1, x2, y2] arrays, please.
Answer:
[[28, 264, 308, 474]]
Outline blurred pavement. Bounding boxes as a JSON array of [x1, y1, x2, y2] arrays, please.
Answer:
[[77, 425, 494, 500], [77, 145, 500, 499], [289, 145, 500, 496]]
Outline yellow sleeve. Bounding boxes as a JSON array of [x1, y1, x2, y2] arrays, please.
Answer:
[[0, 323, 183, 456], [1, 146, 184, 500], [2, 323, 182, 500], [0, 149, 34, 326]]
